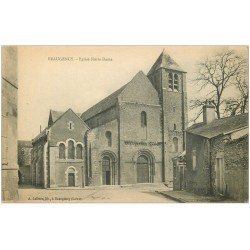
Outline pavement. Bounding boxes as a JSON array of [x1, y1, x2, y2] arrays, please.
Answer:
[[156, 190, 237, 203]]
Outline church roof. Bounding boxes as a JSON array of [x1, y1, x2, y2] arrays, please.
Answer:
[[32, 127, 48, 144], [81, 71, 148, 121], [147, 51, 186, 75], [49, 109, 81, 126], [50, 110, 64, 124], [186, 113, 248, 139]]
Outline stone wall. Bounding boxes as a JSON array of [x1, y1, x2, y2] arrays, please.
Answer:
[[118, 77, 163, 184], [54, 161, 84, 187], [148, 68, 188, 186], [49, 109, 89, 146], [1, 46, 19, 201], [224, 136, 248, 202], [119, 102, 162, 184], [185, 133, 211, 195], [31, 139, 46, 187], [87, 119, 119, 185], [18, 141, 32, 184], [209, 136, 226, 195]]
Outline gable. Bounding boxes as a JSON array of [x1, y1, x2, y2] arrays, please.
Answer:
[[118, 71, 159, 105], [49, 109, 89, 145], [49, 109, 81, 126]]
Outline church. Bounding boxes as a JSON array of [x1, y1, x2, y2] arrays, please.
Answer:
[[31, 51, 188, 188]]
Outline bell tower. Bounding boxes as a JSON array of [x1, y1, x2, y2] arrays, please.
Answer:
[[147, 51, 188, 185]]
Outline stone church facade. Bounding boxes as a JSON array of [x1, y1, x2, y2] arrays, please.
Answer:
[[31, 51, 188, 188]]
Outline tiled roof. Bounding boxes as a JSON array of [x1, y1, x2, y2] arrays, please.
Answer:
[[81, 71, 148, 121], [49, 110, 82, 126], [148, 51, 186, 75], [32, 127, 48, 143], [50, 110, 64, 123], [186, 113, 249, 139]]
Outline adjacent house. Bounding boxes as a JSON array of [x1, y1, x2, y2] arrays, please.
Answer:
[[185, 101, 248, 202]]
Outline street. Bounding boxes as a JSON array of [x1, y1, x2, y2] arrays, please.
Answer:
[[17, 185, 177, 203]]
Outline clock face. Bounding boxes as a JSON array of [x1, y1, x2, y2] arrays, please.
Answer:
[[68, 121, 74, 131]]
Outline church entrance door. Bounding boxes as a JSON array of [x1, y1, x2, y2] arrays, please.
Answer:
[[102, 156, 111, 185], [137, 155, 150, 183]]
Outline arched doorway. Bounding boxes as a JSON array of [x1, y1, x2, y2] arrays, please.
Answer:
[[67, 167, 76, 187], [102, 156, 111, 185], [137, 155, 150, 183]]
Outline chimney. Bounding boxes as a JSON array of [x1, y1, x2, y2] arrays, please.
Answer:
[[203, 100, 215, 124]]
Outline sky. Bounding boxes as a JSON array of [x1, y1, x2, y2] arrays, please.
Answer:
[[18, 45, 248, 140]]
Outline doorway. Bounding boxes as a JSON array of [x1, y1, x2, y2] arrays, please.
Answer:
[[137, 155, 150, 183], [68, 173, 75, 187], [102, 156, 111, 185], [215, 158, 225, 195]]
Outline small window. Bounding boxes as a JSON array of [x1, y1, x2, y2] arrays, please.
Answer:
[[174, 74, 179, 92], [173, 106, 176, 113], [105, 131, 112, 147], [59, 143, 66, 159], [192, 149, 197, 171], [68, 140, 75, 159], [141, 111, 147, 127], [174, 124, 177, 131], [168, 73, 173, 91], [68, 121, 74, 131], [76, 144, 83, 159], [173, 137, 178, 152]]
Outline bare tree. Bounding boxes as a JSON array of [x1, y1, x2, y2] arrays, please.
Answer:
[[191, 49, 247, 120], [224, 69, 248, 116]]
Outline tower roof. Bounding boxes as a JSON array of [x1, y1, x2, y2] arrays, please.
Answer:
[[147, 51, 186, 75]]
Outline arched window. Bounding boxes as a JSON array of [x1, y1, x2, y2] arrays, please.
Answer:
[[168, 73, 173, 91], [141, 111, 147, 127], [76, 144, 83, 159], [174, 74, 179, 91], [174, 124, 177, 131], [105, 131, 112, 147], [68, 140, 75, 159], [173, 137, 178, 152], [59, 143, 66, 159]]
